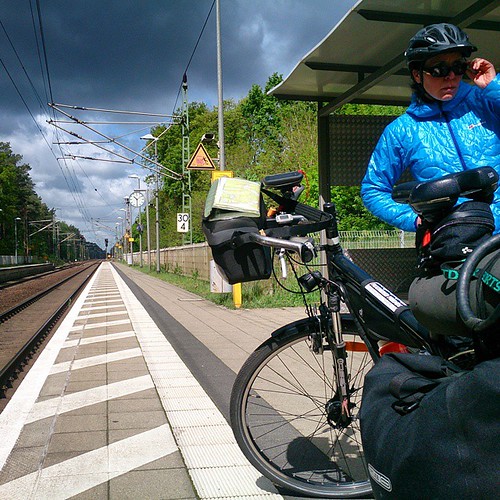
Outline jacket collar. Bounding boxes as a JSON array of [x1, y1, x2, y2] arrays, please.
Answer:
[[406, 81, 473, 119]]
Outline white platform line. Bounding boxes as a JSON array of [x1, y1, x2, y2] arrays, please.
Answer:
[[63, 330, 135, 348], [79, 304, 126, 312], [83, 298, 122, 306], [69, 318, 130, 331], [26, 374, 154, 424], [0, 263, 101, 471], [111, 265, 283, 498], [0, 424, 178, 500], [50, 347, 142, 374], [76, 310, 129, 320], [85, 293, 121, 299]]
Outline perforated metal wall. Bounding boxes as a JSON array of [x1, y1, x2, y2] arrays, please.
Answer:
[[345, 248, 417, 297], [329, 115, 397, 186]]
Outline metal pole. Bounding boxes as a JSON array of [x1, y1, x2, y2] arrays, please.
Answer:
[[154, 141, 160, 273], [115, 224, 119, 259], [146, 184, 151, 270], [216, 0, 225, 170], [138, 191, 143, 267], [121, 220, 124, 261], [14, 218, 19, 263], [52, 213, 56, 258], [127, 198, 133, 265], [181, 75, 192, 245]]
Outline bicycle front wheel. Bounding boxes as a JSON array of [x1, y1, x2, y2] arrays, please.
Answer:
[[230, 323, 375, 498]]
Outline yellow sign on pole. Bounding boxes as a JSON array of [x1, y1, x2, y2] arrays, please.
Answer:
[[186, 143, 216, 170], [211, 170, 233, 183]]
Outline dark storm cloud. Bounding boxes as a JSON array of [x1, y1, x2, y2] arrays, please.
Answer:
[[1, 1, 217, 120], [0, 0, 355, 244], [2, 0, 353, 118]]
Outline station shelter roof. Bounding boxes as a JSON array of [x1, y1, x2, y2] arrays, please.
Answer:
[[270, 0, 500, 114]]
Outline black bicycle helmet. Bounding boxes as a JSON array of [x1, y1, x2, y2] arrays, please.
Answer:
[[405, 23, 477, 65]]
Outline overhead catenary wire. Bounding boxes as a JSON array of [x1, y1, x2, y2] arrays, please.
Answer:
[[170, 0, 215, 115], [52, 120, 170, 125], [30, 0, 96, 231], [53, 103, 178, 118], [29, 0, 49, 108], [0, 49, 90, 227], [35, 0, 54, 104], [48, 103, 181, 176], [0, 18, 47, 113], [2, 7, 99, 235], [5, 1, 220, 246], [60, 155, 133, 164], [48, 111, 181, 180], [0, 56, 51, 147]]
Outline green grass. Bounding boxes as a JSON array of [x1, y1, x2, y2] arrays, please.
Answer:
[[129, 264, 320, 309]]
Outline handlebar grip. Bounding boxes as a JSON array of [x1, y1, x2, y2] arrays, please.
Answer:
[[231, 232, 316, 263]]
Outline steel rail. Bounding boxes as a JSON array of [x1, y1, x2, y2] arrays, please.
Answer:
[[0, 264, 99, 397], [0, 263, 95, 320]]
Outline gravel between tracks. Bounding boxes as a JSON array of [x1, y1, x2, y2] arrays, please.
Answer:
[[0, 264, 96, 315]]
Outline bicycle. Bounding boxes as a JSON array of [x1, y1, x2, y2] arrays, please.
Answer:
[[203, 167, 499, 498]]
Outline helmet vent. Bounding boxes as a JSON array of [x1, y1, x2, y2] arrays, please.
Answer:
[[405, 23, 477, 64]]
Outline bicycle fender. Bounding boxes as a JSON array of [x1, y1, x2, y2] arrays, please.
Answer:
[[270, 314, 357, 340]]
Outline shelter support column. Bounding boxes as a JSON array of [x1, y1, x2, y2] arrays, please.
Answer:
[[317, 108, 331, 208]]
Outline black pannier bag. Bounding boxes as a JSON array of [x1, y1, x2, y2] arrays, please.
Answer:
[[410, 201, 496, 336], [409, 250, 500, 337], [360, 353, 500, 499], [202, 177, 272, 284], [416, 200, 495, 274]]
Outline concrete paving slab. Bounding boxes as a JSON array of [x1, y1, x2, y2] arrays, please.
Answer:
[[0, 262, 305, 499]]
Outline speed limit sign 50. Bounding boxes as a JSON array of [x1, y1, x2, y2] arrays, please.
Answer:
[[177, 213, 190, 233]]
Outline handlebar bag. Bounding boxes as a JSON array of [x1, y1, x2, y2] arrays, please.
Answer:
[[416, 201, 495, 274], [202, 217, 272, 284], [202, 177, 272, 284], [360, 353, 500, 499]]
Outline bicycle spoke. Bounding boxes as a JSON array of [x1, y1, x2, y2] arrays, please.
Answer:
[[231, 329, 374, 497]]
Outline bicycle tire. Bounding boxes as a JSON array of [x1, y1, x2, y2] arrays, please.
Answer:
[[230, 319, 376, 498]]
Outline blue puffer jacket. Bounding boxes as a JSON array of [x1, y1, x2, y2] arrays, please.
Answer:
[[361, 74, 500, 233]]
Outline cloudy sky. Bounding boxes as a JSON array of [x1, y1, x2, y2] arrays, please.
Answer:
[[1, 0, 355, 248]]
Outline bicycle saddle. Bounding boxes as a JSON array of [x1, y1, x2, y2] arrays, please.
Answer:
[[392, 167, 498, 220], [262, 171, 303, 191]]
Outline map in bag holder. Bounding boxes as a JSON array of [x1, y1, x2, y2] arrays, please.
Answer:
[[202, 177, 271, 284], [212, 177, 261, 216]]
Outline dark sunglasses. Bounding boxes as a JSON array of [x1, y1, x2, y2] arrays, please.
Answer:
[[423, 60, 469, 78]]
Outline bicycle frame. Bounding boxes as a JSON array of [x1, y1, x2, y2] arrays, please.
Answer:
[[247, 200, 435, 356], [323, 202, 435, 354], [227, 169, 497, 497]]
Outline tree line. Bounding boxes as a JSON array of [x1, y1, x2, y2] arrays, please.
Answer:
[[0, 142, 86, 262], [1, 73, 405, 261], [132, 73, 404, 248]]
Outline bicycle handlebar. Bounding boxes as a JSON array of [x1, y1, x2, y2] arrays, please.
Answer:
[[231, 232, 317, 263]]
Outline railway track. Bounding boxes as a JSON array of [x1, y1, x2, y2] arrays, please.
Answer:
[[0, 261, 100, 401], [0, 262, 84, 291]]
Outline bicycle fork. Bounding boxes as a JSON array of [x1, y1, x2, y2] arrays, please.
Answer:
[[325, 290, 353, 428]]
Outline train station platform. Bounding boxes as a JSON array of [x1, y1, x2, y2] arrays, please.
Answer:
[[0, 261, 307, 499]]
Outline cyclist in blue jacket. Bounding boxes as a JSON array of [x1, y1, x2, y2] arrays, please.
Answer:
[[361, 23, 500, 233]]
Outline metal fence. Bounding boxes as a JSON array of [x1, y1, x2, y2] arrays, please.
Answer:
[[131, 231, 415, 282], [339, 230, 415, 249]]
